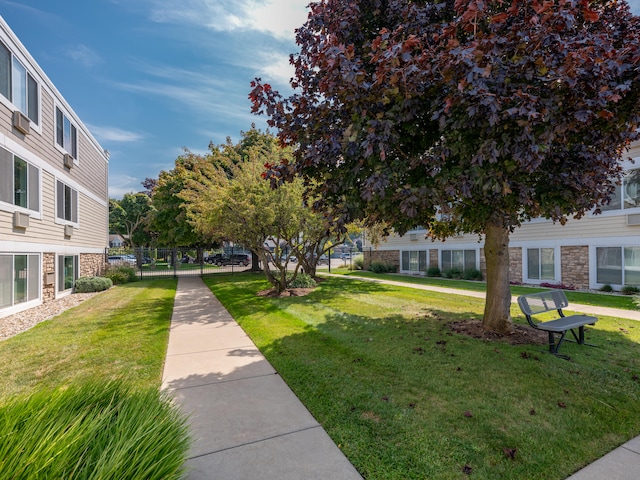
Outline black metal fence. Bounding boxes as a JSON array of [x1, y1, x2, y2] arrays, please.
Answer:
[[105, 246, 254, 279]]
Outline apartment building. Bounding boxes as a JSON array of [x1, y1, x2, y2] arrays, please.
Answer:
[[364, 142, 640, 291], [0, 17, 109, 318]]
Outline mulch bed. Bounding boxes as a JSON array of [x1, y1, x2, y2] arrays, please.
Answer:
[[257, 288, 315, 297], [449, 320, 548, 346]]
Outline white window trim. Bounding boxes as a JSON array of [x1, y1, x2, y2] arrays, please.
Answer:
[[0, 41, 42, 133], [523, 246, 559, 284], [56, 254, 78, 296], [0, 252, 42, 318], [54, 178, 80, 227], [54, 102, 79, 164], [589, 243, 640, 289], [0, 146, 42, 219]]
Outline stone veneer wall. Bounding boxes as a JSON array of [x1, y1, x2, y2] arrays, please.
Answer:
[[509, 247, 522, 284], [561, 246, 589, 289], [80, 253, 107, 278], [477, 247, 520, 282], [363, 249, 400, 271], [42, 253, 55, 303]]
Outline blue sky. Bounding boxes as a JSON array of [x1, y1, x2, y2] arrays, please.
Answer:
[[3, 0, 640, 198], [1, 0, 308, 197]]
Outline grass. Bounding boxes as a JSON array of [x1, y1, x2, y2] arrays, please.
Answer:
[[0, 279, 177, 398], [204, 273, 640, 479], [0, 279, 189, 479], [334, 269, 639, 310]]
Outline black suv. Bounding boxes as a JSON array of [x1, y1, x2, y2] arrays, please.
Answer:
[[206, 253, 250, 266]]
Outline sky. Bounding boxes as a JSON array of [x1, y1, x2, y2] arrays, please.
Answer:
[[3, 0, 640, 199], [0, 0, 309, 198]]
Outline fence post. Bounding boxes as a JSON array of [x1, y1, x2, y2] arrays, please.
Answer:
[[173, 248, 178, 278]]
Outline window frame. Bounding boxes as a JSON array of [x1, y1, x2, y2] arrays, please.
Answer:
[[441, 249, 477, 273], [0, 253, 40, 314], [55, 105, 78, 161], [55, 179, 79, 226], [0, 40, 40, 126], [401, 250, 428, 272], [595, 245, 640, 288], [58, 254, 79, 293], [598, 166, 640, 216], [0, 145, 40, 214], [525, 247, 556, 283]]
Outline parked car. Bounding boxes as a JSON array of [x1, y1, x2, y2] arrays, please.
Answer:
[[108, 255, 136, 266], [204, 253, 226, 265], [209, 253, 251, 266]]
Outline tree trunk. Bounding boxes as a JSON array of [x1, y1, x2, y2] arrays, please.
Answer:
[[482, 221, 513, 334]]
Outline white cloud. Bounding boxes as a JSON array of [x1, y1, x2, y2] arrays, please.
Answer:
[[87, 124, 144, 142], [254, 49, 295, 87], [65, 44, 102, 68], [147, 0, 309, 40], [108, 173, 142, 198]]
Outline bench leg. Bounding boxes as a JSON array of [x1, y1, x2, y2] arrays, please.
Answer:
[[547, 331, 572, 359]]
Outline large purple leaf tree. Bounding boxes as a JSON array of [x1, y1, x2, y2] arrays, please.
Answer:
[[250, 0, 640, 333]]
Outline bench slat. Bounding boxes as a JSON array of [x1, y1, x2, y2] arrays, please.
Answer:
[[536, 315, 597, 332]]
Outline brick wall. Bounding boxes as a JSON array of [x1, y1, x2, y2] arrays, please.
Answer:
[[364, 249, 400, 271], [42, 253, 55, 303], [80, 253, 107, 278], [561, 246, 589, 289]]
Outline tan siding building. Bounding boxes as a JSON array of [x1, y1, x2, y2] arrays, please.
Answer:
[[364, 145, 640, 291], [0, 16, 109, 318]]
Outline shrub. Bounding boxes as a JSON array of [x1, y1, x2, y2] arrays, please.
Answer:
[[600, 284, 614, 293], [443, 267, 464, 279], [0, 381, 190, 479], [369, 261, 385, 273], [75, 276, 112, 293], [621, 285, 640, 295], [462, 268, 483, 281], [104, 266, 137, 285], [287, 272, 317, 288], [353, 256, 364, 270], [426, 266, 441, 277]]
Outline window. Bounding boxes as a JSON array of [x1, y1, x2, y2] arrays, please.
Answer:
[[0, 41, 39, 124], [0, 254, 39, 309], [56, 107, 77, 158], [527, 248, 555, 281], [0, 146, 39, 212], [58, 255, 78, 292], [56, 180, 78, 223], [442, 249, 476, 273], [602, 169, 640, 212], [401, 250, 428, 272], [596, 246, 640, 286]]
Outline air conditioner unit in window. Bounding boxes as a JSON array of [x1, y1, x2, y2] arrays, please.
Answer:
[[63, 153, 74, 169], [627, 214, 640, 226], [409, 233, 418, 241], [13, 110, 30, 135], [64, 224, 73, 237], [13, 211, 29, 229]]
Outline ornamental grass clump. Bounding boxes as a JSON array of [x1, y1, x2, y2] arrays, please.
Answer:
[[0, 380, 190, 479]]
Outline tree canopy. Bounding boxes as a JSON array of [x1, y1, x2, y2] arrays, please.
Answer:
[[250, 0, 640, 333]]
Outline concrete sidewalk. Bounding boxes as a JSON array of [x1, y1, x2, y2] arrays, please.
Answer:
[[161, 277, 362, 480]]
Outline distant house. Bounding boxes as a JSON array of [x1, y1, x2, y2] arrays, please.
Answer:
[[364, 142, 640, 291], [109, 234, 125, 248], [0, 16, 110, 318]]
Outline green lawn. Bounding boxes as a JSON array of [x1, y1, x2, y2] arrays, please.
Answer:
[[333, 270, 639, 310], [0, 278, 177, 399], [204, 273, 640, 480]]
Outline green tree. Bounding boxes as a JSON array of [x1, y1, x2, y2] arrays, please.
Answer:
[[109, 193, 154, 251], [250, 0, 640, 333], [149, 150, 218, 256], [183, 128, 338, 292]]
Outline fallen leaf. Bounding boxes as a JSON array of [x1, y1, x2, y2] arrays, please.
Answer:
[[381, 396, 389, 402], [462, 464, 473, 475], [529, 409, 536, 415], [503, 448, 517, 459], [558, 402, 566, 408], [464, 410, 473, 417]]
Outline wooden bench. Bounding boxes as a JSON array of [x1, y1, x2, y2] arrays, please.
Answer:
[[517, 290, 597, 359]]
